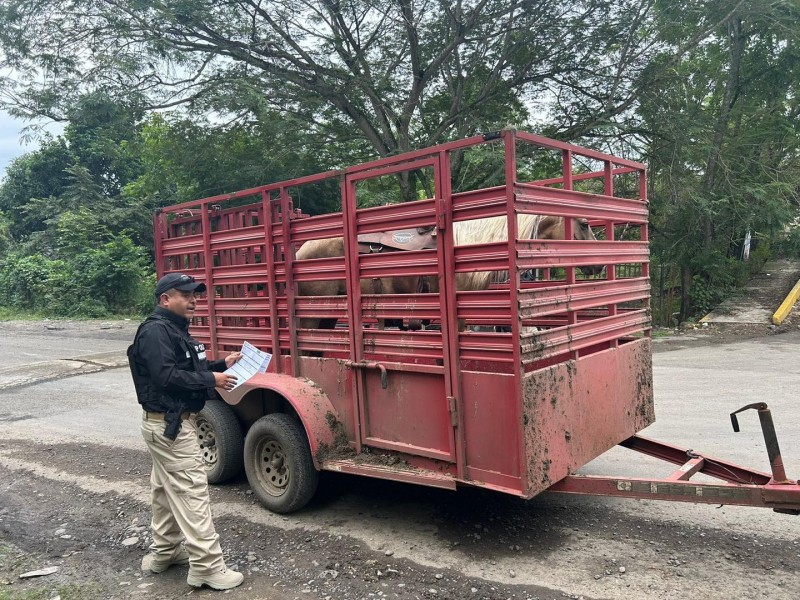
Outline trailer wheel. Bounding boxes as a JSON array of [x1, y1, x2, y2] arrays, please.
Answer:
[[196, 399, 244, 484], [244, 413, 318, 514]]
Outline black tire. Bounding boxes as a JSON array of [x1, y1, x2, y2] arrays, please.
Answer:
[[243, 413, 319, 514], [196, 399, 244, 484]]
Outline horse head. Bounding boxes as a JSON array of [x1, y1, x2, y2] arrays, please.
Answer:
[[536, 216, 604, 276]]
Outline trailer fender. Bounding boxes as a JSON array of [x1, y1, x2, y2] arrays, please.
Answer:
[[219, 373, 338, 469]]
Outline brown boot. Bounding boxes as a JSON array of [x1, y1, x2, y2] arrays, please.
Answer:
[[187, 567, 244, 590]]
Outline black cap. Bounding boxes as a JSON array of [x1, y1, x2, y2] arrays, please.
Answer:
[[155, 273, 207, 297]]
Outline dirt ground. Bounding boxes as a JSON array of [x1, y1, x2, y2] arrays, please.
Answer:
[[1, 277, 800, 600], [0, 440, 596, 600], [2, 437, 798, 600]]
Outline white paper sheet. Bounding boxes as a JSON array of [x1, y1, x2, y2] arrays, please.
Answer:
[[224, 341, 272, 390]]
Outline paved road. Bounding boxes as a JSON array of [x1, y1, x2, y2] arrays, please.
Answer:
[[1, 321, 799, 599]]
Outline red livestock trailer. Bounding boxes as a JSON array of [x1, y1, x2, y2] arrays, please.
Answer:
[[154, 129, 800, 515]]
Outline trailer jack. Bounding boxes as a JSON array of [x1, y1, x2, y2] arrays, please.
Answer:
[[730, 402, 798, 514]]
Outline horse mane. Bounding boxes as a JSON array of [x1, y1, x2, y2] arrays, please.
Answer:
[[452, 214, 545, 291]]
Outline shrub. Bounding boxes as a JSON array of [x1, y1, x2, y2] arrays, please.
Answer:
[[0, 234, 153, 317]]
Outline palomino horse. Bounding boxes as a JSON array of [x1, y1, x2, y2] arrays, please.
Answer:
[[294, 215, 600, 329], [295, 235, 430, 329], [451, 214, 602, 291]]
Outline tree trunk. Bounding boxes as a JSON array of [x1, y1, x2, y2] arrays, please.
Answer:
[[702, 15, 746, 251], [679, 265, 693, 324]]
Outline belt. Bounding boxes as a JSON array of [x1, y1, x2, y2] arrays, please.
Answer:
[[143, 411, 193, 421]]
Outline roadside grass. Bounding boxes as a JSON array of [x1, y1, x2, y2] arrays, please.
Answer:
[[650, 328, 674, 338], [0, 308, 45, 321], [0, 307, 141, 322]]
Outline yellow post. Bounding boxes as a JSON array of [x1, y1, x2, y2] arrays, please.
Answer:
[[772, 278, 800, 325]]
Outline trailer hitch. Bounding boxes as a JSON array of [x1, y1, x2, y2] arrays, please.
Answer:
[[730, 403, 790, 485]]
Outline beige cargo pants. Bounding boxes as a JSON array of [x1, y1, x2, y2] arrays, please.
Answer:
[[141, 413, 225, 575]]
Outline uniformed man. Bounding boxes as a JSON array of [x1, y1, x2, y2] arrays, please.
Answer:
[[128, 272, 244, 591]]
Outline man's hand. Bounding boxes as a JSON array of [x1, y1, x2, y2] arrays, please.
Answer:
[[214, 372, 238, 391], [224, 351, 243, 368]]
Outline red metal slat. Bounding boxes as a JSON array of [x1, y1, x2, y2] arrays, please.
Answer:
[[455, 290, 512, 322], [453, 241, 513, 274], [532, 166, 638, 187], [450, 186, 508, 221], [360, 293, 443, 321], [209, 202, 263, 221], [520, 311, 650, 364], [455, 331, 515, 363], [289, 212, 346, 243], [515, 184, 648, 223], [516, 131, 647, 171], [296, 329, 352, 353], [344, 133, 493, 176], [210, 263, 269, 286], [360, 330, 445, 360], [160, 169, 344, 214], [293, 255, 346, 282], [521, 313, 644, 358], [347, 157, 437, 183], [160, 234, 204, 254], [358, 249, 439, 278], [215, 328, 274, 346], [518, 278, 650, 319], [212, 297, 272, 317], [210, 233, 266, 254], [169, 213, 203, 227], [160, 268, 205, 280], [355, 198, 438, 234], [295, 296, 349, 319], [516, 239, 649, 269]]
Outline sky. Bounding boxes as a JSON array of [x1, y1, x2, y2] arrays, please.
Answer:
[[0, 110, 25, 179], [0, 109, 63, 180]]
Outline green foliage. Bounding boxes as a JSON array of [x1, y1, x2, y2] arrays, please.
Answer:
[[0, 231, 152, 317], [0, 211, 13, 257], [0, 253, 54, 307], [123, 113, 341, 218], [0, 138, 74, 238], [773, 227, 800, 258], [644, 0, 800, 321]]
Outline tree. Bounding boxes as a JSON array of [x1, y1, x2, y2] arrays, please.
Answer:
[[0, 138, 74, 239], [642, 0, 800, 320], [124, 113, 342, 216], [0, 0, 667, 160]]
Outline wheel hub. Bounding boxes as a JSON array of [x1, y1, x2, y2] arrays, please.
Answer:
[[259, 439, 289, 495], [196, 419, 217, 466]]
